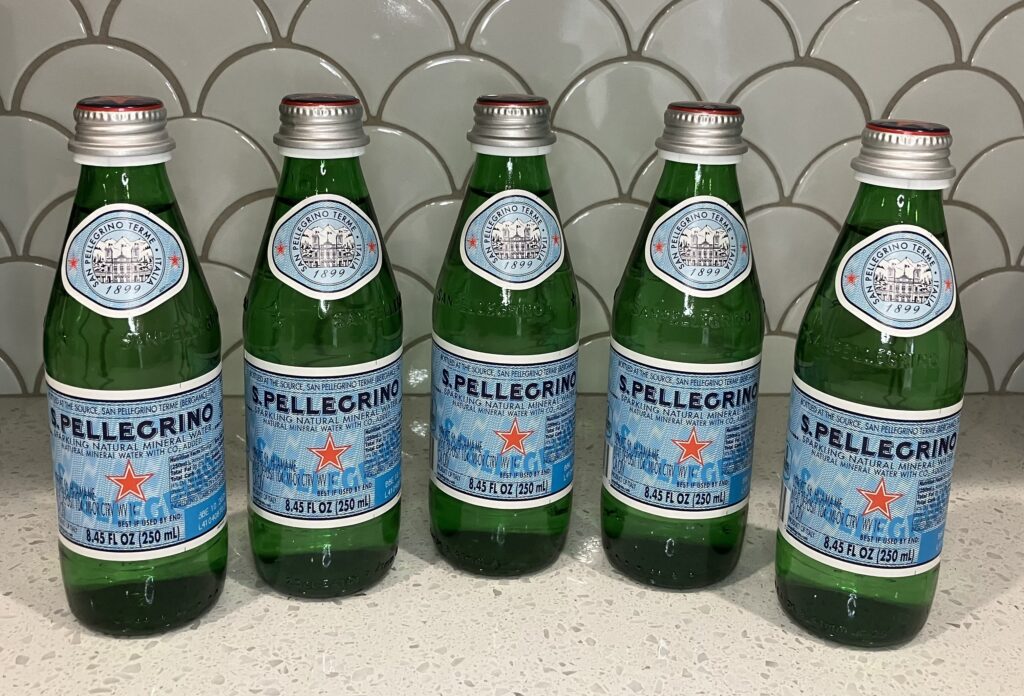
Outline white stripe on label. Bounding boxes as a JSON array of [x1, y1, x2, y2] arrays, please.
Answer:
[[432, 333, 578, 364], [244, 348, 402, 377], [792, 375, 963, 421], [58, 515, 226, 562], [249, 493, 401, 529], [45, 364, 223, 401], [603, 479, 748, 520], [610, 339, 761, 373]]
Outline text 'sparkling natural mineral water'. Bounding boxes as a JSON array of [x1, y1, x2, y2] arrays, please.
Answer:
[[44, 97, 227, 634], [603, 103, 765, 588], [430, 95, 579, 576], [244, 95, 403, 597], [776, 120, 967, 647]]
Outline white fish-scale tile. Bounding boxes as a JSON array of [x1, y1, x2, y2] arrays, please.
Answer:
[[0, 235, 9, 258], [262, 0, 307, 35], [386, 198, 460, 287], [293, 0, 454, 115], [767, 0, 847, 54], [203, 47, 358, 165], [966, 350, 992, 393], [402, 339, 432, 395], [556, 61, 696, 186], [643, 0, 793, 102], [201, 262, 249, 350], [20, 44, 182, 129], [934, 0, 1010, 56], [395, 271, 433, 346], [746, 205, 837, 328], [889, 69, 1021, 175], [166, 118, 277, 254], [759, 335, 796, 394], [811, 0, 954, 115], [206, 196, 275, 274], [382, 55, 525, 182], [959, 270, 1024, 386], [952, 139, 1024, 259], [1003, 358, 1024, 392], [578, 283, 609, 339], [944, 205, 1008, 284], [221, 344, 245, 396], [779, 284, 817, 334], [0, 117, 77, 253], [0, 261, 53, 384], [630, 148, 780, 212], [77, 0, 110, 34], [735, 66, 864, 194], [629, 154, 659, 203], [792, 138, 859, 225], [550, 130, 619, 219], [0, 355, 23, 394], [110, 0, 271, 110], [0, 0, 85, 106], [472, 0, 626, 103], [363, 126, 452, 234], [972, 8, 1024, 103], [605, 0, 666, 49], [26, 196, 73, 261], [578, 335, 610, 394], [562, 201, 646, 308]]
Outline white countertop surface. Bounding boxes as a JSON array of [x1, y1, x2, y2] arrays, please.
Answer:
[[0, 395, 1021, 695]]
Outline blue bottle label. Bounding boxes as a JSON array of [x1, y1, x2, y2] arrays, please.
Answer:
[[268, 194, 383, 300], [780, 376, 961, 577], [430, 336, 577, 509], [244, 350, 402, 527], [645, 196, 752, 297], [836, 225, 957, 337], [605, 341, 760, 518], [46, 367, 226, 561], [60, 203, 189, 318], [460, 190, 565, 290]]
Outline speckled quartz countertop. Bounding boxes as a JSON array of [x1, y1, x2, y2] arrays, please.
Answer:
[[0, 395, 1021, 695]]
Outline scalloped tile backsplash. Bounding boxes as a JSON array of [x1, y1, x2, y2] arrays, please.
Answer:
[[1, 0, 1021, 395]]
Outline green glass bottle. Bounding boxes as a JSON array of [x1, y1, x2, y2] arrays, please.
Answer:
[[44, 97, 227, 635], [776, 120, 967, 647], [602, 103, 764, 589], [430, 95, 579, 576], [244, 95, 402, 598]]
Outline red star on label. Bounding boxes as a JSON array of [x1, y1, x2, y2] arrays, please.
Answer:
[[169, 254, 180, 267], [68, 257, 79, 271], [857, 477, 904, 520], [368, 241, 377, 253], [552, 234, 560, 246], [275, 243, 286, 256], [672, 426, 713, 466], [495, 417, 534, 457], [106, 459, 154, 503], [944, 278, 953, 291], [468, 236, 478, 249], [846, 272, 858, 286], [308, 433, 351, 472], [741, 243, 748, 254], [654, 241, 665, 254]]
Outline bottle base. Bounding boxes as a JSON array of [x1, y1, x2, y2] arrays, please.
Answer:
[[602, 532, 741, 590], [253, 545, 397, 598], [775, 577, 929, 648], [64, 567, 226, 637], [431, 526, 566, 577]]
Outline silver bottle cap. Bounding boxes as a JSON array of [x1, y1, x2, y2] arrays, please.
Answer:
[[274, 94, 370, 155], [851, 120, 955, 186], [69, 96, 174, 162], [655, 102, 747, 161], [467, 95, 556, 151]]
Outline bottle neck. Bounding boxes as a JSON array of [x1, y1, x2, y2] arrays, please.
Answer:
[[844, 182, 948, 241], [72, 162, 176, 211], [467, 152, 552, 196], [277, 155, 370, 203], [653, 158, 741, 209]]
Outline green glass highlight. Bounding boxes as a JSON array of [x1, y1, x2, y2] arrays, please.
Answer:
[[44, 163, 226, 635], [776, 183, 967, 647], [602, 160, 764, 588], [431, 153, 579, 576], [244, 155, 402, 598]]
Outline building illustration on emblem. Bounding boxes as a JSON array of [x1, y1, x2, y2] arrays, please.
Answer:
[[679, 225, 730, 268], [91, 237, 154, 284], [490, 219, 543, 260], [873, 257, 933, 303], [299, 224, 358, 268]]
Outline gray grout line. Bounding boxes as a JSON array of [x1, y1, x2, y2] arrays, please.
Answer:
[[966, 0, 1024, 64]]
